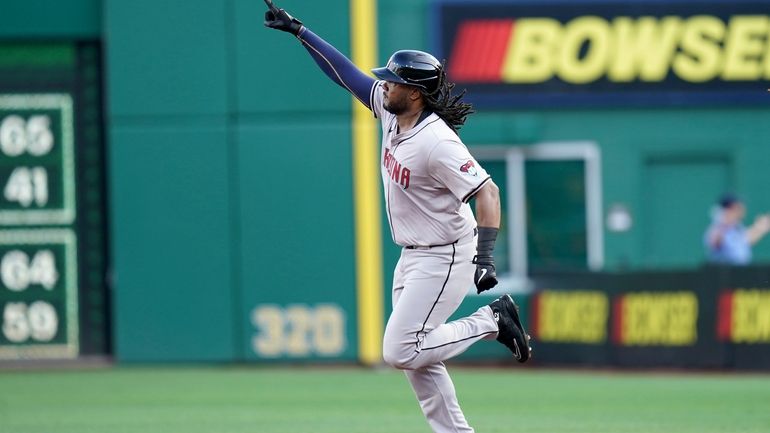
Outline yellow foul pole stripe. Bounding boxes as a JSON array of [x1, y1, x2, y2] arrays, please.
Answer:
[[351, 0, 384, 365]]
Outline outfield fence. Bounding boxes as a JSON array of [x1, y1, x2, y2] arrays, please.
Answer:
[[508, 265, 770, 370]]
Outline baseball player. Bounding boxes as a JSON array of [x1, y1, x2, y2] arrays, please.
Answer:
[[263, 2, 531, 432]]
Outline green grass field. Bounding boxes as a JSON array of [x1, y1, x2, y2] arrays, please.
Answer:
[[1, 366, 768, 433]]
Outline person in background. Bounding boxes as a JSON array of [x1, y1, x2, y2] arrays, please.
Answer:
[[704, 194, 770, 265]]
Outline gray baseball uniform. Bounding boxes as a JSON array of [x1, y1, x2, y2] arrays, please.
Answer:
[[371, 81, 499, 433], [263, 6, 524, 431]]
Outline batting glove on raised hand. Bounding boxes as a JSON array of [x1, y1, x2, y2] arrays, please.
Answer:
[[263, 0, 304, 35], [472, 255, 498, 294]]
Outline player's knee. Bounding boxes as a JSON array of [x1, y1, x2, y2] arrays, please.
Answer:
[[382, 342, 404, 369], [382, 341, 413, 370]]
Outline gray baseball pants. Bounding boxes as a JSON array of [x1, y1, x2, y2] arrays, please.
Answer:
[[383, 233, 499, 433]]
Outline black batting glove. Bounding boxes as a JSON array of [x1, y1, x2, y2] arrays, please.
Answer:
[[473, 254, 498, 293], [473, 227, 499, 294], [263, 0, 304, 35]]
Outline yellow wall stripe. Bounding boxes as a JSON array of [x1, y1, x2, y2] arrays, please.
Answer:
[[350, 0, 384, 366]]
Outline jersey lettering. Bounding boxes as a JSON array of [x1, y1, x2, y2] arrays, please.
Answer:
[[383, 148, 411, 189]]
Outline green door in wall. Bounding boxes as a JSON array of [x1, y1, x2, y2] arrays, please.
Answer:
[[526, 160, 588, 272], [642, 157, 731, 268]]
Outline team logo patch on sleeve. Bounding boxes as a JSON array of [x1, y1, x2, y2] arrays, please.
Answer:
[[460, 160, 478, 176]]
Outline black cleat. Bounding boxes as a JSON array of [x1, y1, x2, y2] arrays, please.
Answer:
[[489, 294, 532, 363]]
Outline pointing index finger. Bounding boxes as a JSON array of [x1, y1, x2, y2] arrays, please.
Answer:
[[264, 0, 279, 12]]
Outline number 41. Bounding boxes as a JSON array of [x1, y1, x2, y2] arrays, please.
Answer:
[[4, 167, 48, 207]]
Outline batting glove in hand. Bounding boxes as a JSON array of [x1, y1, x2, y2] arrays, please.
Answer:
[[472, 255, 498, 294], [263, 0, 304, 35], [473, 227, 500, 294]]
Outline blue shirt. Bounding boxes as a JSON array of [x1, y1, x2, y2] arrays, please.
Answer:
[[705, 223, 752, 265]]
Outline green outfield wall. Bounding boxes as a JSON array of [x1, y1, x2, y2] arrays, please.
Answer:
[[3, 0, 770, 364], [104, 0, 359, 362]]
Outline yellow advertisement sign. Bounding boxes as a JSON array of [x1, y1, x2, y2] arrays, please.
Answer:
[[729, 289, 770, 343], [438, 1, 770, 106], [535, 290, 608, 344], [615, 292, 698, 346], [503, 15, 770, 85]]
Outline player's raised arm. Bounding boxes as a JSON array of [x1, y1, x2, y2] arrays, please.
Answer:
[[263, 0, 376, 109]]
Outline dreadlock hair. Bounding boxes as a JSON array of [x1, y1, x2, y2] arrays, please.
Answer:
[[420, 65, 474, 133]]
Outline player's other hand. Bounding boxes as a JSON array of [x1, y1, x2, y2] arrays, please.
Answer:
[[755, 213, 770, 232], [473, 255, 498, 294], [263, 0, 304, 35]]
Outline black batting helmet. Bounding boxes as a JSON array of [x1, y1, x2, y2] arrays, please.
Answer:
[[372, 50, 443, 95]]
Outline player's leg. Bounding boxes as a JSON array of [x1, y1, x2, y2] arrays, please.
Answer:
[[382, 240, 498, 370], [404, 362, 473, 433], [389, 250, 474, 433], [410, 303, 498, 365]]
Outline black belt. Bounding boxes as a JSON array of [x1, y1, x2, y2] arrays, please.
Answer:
[[405, 227, 478, 250]]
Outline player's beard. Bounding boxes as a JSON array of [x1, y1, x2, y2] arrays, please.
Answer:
[[384, 92, 409, 115]]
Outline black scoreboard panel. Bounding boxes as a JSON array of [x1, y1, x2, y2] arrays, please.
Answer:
[[0, 42, 109, 359]]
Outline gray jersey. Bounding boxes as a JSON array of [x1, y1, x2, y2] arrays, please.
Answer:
[[369, 81, 490, 247]]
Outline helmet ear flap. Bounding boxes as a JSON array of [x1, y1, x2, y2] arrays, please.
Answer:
[[427, 64, 446, 96], [420, 63, 446, 99]]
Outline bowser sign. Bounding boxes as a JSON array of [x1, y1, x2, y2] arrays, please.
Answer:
[[433, 0, 770, 106]]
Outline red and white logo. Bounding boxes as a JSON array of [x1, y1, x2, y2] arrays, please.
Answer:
[[460, 160, 478, 176]]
